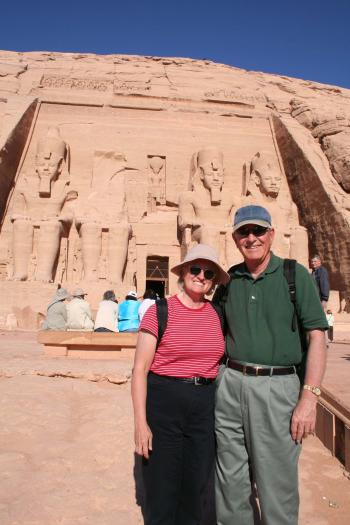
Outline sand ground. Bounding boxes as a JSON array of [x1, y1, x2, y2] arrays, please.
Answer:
[[0, 332, 349, 525]]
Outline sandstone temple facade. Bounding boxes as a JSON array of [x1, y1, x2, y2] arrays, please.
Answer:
[[0, 50, 350, 328]]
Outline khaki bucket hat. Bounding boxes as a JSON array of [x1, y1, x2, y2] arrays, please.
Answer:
[[72, 287, 88, 297], [171, 244, 230, 285]]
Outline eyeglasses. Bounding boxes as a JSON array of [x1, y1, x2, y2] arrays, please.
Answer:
[[189, 265, 216, 281], [236, 225, 270, 238]]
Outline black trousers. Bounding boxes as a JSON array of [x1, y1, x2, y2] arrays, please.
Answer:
[[142, 373, 216, 525]]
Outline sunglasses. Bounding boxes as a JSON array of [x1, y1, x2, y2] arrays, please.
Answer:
[[236, 225, 270, 238], [189, 265, 216, 281]]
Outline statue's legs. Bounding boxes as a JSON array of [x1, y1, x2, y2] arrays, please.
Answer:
[[79, 223, 102, 281], [193, 225, 220, 257], [35, 221, 63, 282], [12, 219, 33, 281], [108, 223, 131, 283]]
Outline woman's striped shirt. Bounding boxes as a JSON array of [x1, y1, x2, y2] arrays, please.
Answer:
[[140, 295, 224, 378]]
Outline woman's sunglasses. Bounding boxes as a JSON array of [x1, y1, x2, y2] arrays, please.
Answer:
[[189, 266, 216, 281], [236, 225, 270, 238]]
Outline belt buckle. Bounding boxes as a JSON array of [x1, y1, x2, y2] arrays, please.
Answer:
[[242, 365, 247, 375], [255, 366, 261, 376], [194, 377, 201, 386]]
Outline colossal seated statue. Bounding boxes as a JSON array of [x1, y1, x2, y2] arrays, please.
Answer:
[[178, 147, 235, 265], [245, 152, 309, 266], [10, 127, 76, 282], [75, 152, 131, 284], [290, 98, 350, 192]]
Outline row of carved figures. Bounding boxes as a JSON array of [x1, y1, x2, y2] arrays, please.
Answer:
[[11, 112, 346, 283]]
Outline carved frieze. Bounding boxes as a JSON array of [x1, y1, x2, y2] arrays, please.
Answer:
[[40, 75, 113, 92]]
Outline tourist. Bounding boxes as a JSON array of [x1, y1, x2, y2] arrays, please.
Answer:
[[131, 244, 229, 524], [138, 289, 157, 322], [326, 309, 334, 344], [67, 288, 94, 331], [311, 254, 330, 310], [118, 291, 140, 332], [94, 290, 119, 332], [213, 205, 328, 525], [43, 286, 70, 331]]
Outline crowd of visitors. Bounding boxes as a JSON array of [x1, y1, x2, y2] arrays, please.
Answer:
[[44, 287, 162, 333]]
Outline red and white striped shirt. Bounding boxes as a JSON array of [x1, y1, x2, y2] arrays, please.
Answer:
[[140, 295, 225, 378]]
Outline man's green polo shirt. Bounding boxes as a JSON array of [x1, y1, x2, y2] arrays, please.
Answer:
[[224, 253, 328, 366]]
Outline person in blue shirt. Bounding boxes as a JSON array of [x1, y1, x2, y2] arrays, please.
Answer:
[[118, 290, 140, 332]]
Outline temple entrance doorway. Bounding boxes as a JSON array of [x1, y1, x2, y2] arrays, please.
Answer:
[[146, 256, 169, 298]]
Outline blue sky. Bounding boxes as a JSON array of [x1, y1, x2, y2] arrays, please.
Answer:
[[2, 0, 349, 88]]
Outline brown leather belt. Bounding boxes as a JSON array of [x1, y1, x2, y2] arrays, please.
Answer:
[[227, 359, 295, 376]]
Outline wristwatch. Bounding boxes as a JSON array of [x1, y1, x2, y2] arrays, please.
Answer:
[[303, 384, 321, 397]]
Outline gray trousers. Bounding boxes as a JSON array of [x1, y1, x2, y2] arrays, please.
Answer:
[[215, 365, 301, 525]]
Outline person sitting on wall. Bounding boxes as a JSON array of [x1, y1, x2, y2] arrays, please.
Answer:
[[139, 289, 157, 322], [94, 290, 119, 333], [43, 286, 70, 331], [118, 291, 140, 332], [67, 288, 94, 331]]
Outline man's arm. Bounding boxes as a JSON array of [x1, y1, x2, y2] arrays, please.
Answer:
[[290, 328, 326, 442], [319, 267, 330, 302]]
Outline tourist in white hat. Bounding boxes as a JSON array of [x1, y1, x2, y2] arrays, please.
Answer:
[[131, 244, 229, 524], [66, 287, 94, 331]]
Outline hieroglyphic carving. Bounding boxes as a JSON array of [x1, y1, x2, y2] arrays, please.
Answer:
[[203, 89, 259, 106], [41, 75, 113, 92], [10, 126, 77, 282], [113, 80, 151, 94], [178, 147, 235, 266], [244, 151, 309, 266], [147, 155, 166, 212], [290, 98, 350, 192]]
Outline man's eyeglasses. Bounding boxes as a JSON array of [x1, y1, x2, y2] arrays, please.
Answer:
[[236, 225, 270, 238], [189, 266, 216, 281]]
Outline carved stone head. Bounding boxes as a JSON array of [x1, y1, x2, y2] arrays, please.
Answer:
[[250, 152, 282, 198], [149, 156, 164, 175], [195, 147, 224, 203], [35, 127, 67, 196]]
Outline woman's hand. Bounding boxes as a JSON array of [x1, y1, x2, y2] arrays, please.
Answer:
[[135, 420, 153, 459]]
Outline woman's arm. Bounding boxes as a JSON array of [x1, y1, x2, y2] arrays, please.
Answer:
[[131, 330, 157, 459]]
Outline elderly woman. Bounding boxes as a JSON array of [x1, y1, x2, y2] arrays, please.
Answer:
[[94, 290, 119, 332], [131, 244, 229, 525]]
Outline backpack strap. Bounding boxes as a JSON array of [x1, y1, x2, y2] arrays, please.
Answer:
[[156, 298, 168, 349], [283, 259, 297, 332], [210, 302, 226, 335]]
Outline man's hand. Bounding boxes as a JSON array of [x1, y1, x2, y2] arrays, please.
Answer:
[[290, 395, 317, 442]]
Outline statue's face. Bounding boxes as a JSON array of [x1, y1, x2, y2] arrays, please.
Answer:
[[199, 156, 224, 191], [256, 167, 282, 197], [36, 151, 62, 182]]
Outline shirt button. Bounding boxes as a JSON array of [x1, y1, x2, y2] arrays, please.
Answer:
[[252, 296, 255, 299]]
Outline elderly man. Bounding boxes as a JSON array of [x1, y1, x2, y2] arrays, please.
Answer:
[[311, 254, 330, 310], [214, 205, 328, 525]]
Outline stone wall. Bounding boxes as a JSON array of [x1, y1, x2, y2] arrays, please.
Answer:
[[0, 50, 350, 327]]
